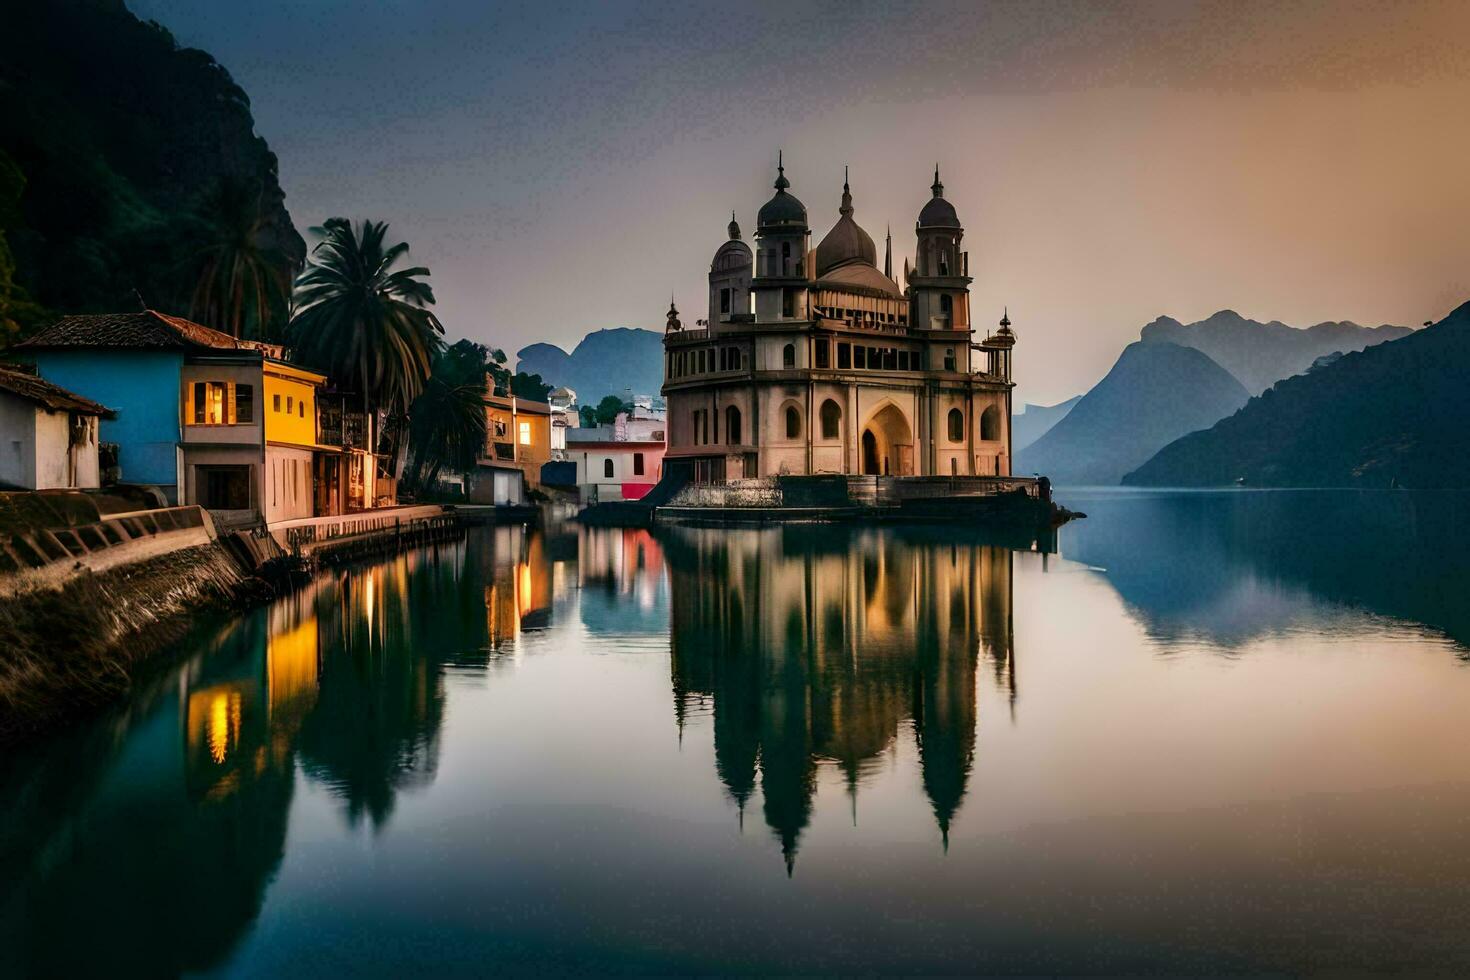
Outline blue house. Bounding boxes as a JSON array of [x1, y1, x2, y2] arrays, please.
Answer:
[[16, 311, 279, 503]]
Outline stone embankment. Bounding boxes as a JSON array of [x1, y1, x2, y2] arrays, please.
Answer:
[[0, 491, 472, 743], [0, 494, 261, 741]]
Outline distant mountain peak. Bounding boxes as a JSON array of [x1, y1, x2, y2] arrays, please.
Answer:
[[1137, 309, 1411, 395]]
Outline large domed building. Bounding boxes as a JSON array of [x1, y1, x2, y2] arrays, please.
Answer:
[[664, 156, 1016, 482]]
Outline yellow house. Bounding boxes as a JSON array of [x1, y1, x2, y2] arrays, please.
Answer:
[[181, 352, 329, 525], [473, 394, 551, 503]]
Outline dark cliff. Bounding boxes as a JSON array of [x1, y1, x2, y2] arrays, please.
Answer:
[[0, 0, 303, 339]]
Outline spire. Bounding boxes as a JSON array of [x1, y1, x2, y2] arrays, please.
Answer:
[[774, 150, 789, 191], [727, 210, 741, 241], [839, 166, 852, 217], [665, 296, 681, 333], [931, 164, 944, 198], [884, 224, 892, 280]]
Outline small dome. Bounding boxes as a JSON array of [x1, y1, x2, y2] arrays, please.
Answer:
[[815, 173, 878, 277], [727, 211, 742, 241], [711, 237, 752, 273], [917, 165, 961, 228], [758, 153, 807, 229]]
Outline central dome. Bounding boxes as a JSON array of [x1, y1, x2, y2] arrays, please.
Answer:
[[815, 176, 877, 277]]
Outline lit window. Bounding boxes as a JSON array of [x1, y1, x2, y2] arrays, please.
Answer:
[[192, 381, 227, 425], [519, 421, 531, 445]]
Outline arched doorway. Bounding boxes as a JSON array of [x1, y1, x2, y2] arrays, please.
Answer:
[[861, 430, 879, 475], [860, 403, 914, 476]]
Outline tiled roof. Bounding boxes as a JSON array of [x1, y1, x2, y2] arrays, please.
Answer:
[[0, 366, 114, 417], [15, 310, 280, 355]]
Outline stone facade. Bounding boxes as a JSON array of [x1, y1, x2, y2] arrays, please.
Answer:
[[663, 160, 1016, 483]]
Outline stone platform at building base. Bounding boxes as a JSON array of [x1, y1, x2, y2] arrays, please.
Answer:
[[577, 474, 1069, 530]]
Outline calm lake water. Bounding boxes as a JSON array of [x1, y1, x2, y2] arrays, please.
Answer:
[[5, 489, 1470, 976]]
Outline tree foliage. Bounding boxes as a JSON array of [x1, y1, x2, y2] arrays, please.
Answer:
[[405, 340, 492, 493], [185, 177, 293, 340], [288, 218, 444, 419], [594, 395, 631, 425]]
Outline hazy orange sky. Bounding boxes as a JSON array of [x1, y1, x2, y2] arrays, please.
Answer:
[[132, 0, 1470, 404]]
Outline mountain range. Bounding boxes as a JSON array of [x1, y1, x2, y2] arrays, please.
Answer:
[[1125, 300, 1470, 488], [1012, 396, 1080, 453], [1140, 310, 1411, 395], [516, 328, 665, 404], [1015, 342, 1251, 485]]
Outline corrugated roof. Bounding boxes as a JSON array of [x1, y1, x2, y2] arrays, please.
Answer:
[[0, 367, 114, 417], [15, 310, 281, 355]]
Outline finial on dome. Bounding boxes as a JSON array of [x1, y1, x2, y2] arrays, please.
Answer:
[[839, 165, 853, 217], [727, 210, 741, 240], [774, 150, 789, 191], [1000, 306, 1011, 329], [932, 164, 944, 198]]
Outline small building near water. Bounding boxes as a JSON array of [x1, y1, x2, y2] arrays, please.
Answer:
[[562, 427, 665, 502], [0, 365, 113, 490], [469, 393, 551, 505]]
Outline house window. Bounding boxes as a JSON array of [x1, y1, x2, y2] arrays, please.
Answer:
[[235, 384, 254, 423], [814, 340, 829, 369], [633, 452, 645, 476], [781, 241, 791, 275], [897, 351, 909, 371], [782, 288, 795, 319], [725, 405, 742, 444], [782, 344, 795, 369], [720, 288, 731, 314], [273, 393, 281, 412], [820, 399, 841, 440], [948, 408, 965, 442], [286, 395, 294, 415], [603, 458, 614, 478], [519, 421, 531, 445], [298, 400, 305, 418], [785, 405, 801, 439], [944, 348, 957, 372], [837, 343, 851, 369], [940, 294, 953, 316], [494, 418, 508, 439], [854, 346, 866, 369], [192, 381, 227, 425]]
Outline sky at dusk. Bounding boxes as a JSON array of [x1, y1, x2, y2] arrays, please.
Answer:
[[129, 0, 1470, 405]]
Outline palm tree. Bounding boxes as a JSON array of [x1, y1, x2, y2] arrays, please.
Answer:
[[405, 340, 494, 493], [288, 218, 444, 424], [187, 178, 293, 340]]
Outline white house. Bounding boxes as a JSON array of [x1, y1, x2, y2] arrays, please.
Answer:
[[0, 365, 113, 490], [563, 431, 666, 502]]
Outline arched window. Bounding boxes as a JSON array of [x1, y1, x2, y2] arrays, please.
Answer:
[[947, 407, 964, 442], [603, 458, 614, 478], [820, 399, 841, 440], [980, 405, 1000, 441], [782, 343, 795, 369], [785, 405, 801, 439], [781, 241, 791, 275], [725, 405, 742, 444]]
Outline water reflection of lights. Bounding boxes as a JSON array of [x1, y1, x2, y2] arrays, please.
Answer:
[[206, 690, 242, 765]]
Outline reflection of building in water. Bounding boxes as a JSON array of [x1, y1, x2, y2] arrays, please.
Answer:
[[664, 526, 1014, 870], [484, 524, 554, 649], [183, 596, 320, 803], [577, 526, 670, 637]]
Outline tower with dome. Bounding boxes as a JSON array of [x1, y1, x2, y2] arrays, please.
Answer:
[[662, 156, 1016, 482]]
